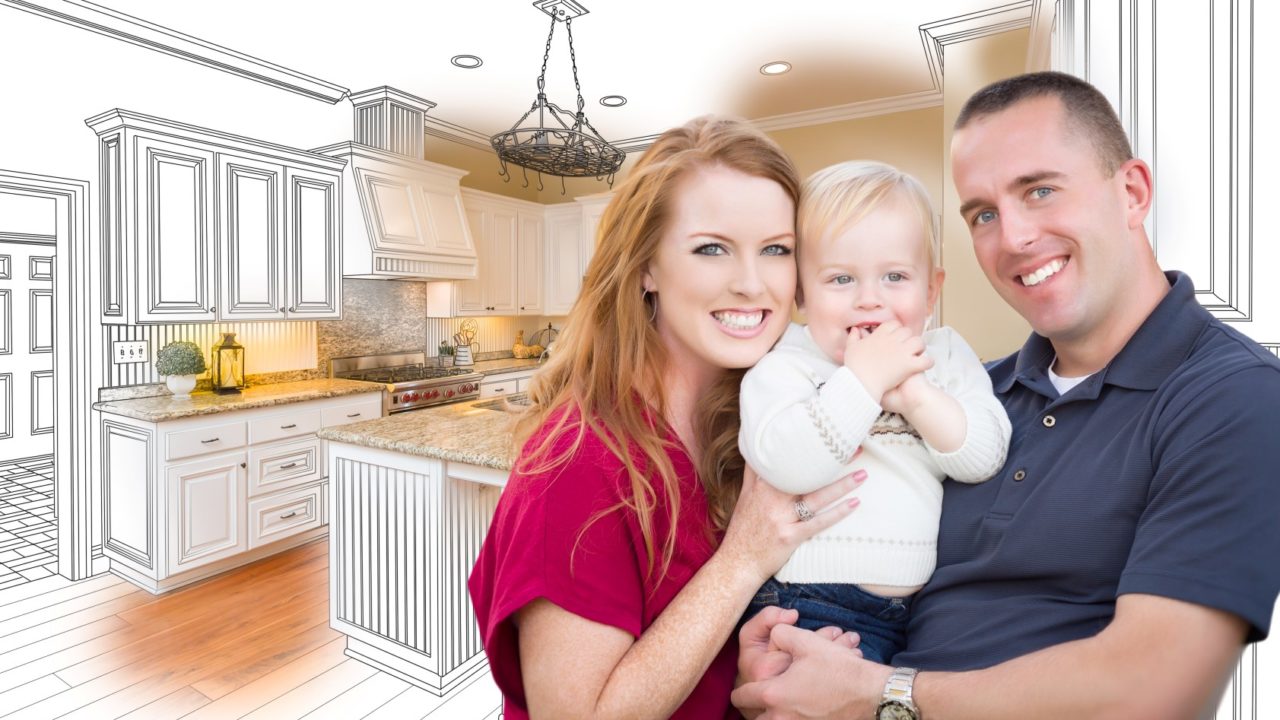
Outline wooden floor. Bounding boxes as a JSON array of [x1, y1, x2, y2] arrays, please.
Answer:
[[0, 539, 501, 719]]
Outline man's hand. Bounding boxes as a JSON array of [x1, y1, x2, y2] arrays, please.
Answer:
[[844, 320, 933, 402], [738, 607, 862, 686], [733, 623, 890, 720]]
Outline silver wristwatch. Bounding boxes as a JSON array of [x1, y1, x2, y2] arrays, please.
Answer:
[[875, 667, 920, 720]]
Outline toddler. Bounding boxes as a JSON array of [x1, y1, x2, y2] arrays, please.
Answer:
[[738, 160, 1012, 663]]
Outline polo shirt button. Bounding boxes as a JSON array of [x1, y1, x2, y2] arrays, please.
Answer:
[[1013, 469, 1027, 481], [1042, 415, 1056, 428]]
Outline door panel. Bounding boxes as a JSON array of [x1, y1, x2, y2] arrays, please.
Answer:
[[0, 238, 54, 461]]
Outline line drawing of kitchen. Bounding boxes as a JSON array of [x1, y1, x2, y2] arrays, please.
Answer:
[[0, 1, 1276, 718]]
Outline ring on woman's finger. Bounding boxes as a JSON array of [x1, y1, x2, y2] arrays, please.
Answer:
[[793, 499, 815, 523]]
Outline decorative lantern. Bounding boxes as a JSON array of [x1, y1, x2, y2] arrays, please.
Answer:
[[211, 332, 245, 394]]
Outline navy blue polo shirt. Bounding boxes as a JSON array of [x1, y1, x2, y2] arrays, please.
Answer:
[[895, 272, 1280, 671]]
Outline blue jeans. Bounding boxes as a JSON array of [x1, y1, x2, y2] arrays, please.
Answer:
[[743, 578, 911, 665]]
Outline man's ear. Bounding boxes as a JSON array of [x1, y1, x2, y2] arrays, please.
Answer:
[[1119, 158, 1154, 230]]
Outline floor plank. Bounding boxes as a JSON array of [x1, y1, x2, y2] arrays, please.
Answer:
[[186, 638, 352, 720], [239, 658, 379, 720], [115, 686, 212, 720], [0, 572, 75, 613], [0, 673, 70, 716], [298, 670, 413, 720], [0, 538, 505, 720], [0, 573, 122, 623]]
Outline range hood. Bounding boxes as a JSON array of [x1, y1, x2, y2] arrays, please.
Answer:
[[314, 87, 477, 280]]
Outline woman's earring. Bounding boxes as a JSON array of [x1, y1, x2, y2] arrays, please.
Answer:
[[642, 289, 658, 323]]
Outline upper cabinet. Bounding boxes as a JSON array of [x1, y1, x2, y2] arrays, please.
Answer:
[[87, 110, 346, 324], [542, 193, 613, 317], [430, 189, 543, 317]]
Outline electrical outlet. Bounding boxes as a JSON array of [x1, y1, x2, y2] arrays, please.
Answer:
[[113, 340, 149, 364]]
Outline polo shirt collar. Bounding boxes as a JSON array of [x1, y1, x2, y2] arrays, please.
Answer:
[[994, 271, 1209, 394]]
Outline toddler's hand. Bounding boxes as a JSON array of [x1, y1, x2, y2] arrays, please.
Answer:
[[843, 320, 932, 402], [881, 370, 934, 416]]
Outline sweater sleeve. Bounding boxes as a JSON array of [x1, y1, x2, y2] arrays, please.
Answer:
[[922, 327, 1012, 483], [739, 333, 881, 495]]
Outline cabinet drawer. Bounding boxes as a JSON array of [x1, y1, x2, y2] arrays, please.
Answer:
[[248, 436, 322, 498], [479, 381, 516, 398], [166, 421, 247, 461], [249, 406, 322, 445], [320, 395, 382, 427], [248, 483, 325, 549]]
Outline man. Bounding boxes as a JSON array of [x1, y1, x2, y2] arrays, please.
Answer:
[[733, 71, 1280, 719]]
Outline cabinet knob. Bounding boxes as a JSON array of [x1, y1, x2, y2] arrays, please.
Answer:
[[240, 462, 247, 469], [210, 306, 216, 313]]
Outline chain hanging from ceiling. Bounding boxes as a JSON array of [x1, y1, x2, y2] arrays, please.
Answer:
[[490, 3, 624, 192]]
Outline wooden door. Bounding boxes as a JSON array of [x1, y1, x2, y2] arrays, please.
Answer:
[[0, 184, 57, 464]]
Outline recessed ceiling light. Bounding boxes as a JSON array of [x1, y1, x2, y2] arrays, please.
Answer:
[[599, 95, 627, 107], [451, 54, 483, 69], [760, 61, 792, 76]]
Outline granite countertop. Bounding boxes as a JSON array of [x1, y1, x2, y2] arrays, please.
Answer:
[[469, 357, 542, 376], [93, 379, 386, 422], [317, 397, 523, 471]]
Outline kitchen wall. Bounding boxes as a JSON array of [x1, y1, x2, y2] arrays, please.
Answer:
[[940, 28, 1033, 361]]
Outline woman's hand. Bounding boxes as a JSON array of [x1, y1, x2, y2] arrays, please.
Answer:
[[718, 458, 866, 587]]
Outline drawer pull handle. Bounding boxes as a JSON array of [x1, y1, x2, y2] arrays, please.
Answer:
[[346, 412, 362, 418], [280, 423, 297, 429], [494, 388, 505, 393], [280, 462, 299, 469], [201, 438, 220, 444], [279, 510, 299, 519]]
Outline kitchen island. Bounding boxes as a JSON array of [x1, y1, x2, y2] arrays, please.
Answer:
[[316, 398, 520, 697]]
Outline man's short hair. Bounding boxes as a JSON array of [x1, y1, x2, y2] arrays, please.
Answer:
[[955, 71, 1133, 174]]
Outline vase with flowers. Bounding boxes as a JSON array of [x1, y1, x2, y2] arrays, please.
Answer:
[[155, 340, 206, 398]]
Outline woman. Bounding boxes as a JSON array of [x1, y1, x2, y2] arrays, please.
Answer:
[[468, 116, 865, 719]]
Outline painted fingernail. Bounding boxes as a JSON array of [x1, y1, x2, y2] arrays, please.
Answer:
[[848, 498, 861, 508]]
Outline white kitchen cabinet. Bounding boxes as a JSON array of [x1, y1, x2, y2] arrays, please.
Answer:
[[479, 367, 537, 398], [517, 211, 544, 314], [577, 192, 613, 277], [544, 204, 584, 316], [98, 390, 380, 593], [87, 109, 346, 323], [430, 189, 545, 317], [166, 450, 247, 575], [131, 135, 218, 323]]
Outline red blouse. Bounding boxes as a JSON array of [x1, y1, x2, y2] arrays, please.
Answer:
[[468, 409, 742, 719]]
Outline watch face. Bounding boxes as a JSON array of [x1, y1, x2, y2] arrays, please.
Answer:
[[877, 700, 918, 720]]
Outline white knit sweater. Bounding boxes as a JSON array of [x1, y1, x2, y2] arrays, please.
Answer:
[[739, 323, 1011, 587]]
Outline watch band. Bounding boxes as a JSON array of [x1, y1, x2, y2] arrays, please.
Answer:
[[879, 667, 919, 719]]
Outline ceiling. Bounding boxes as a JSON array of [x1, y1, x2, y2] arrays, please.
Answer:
[[101, 0, 1036, 149]]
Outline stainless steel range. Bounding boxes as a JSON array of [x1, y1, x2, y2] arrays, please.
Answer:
[[330, 351, 484, 414]]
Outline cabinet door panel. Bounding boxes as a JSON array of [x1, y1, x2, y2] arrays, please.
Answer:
[[517, 213, 543, 314], [219, 155, 284, 320], [286, 168, 341, 318], [455, 207, 487, 314], [487, 209, 518, 314], [166, 452, 247, 575], [545, 210, 583, 316], [136, 137, 216, 322]]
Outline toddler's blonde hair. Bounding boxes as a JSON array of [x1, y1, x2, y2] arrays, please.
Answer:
[[797, 160, 939, 273]]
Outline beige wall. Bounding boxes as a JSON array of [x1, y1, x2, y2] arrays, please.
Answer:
[[940, 28, 1033, 362], [767, 106, 945, 224]]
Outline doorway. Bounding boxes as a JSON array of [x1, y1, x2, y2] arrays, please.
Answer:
[[0, 170, 92, 586]]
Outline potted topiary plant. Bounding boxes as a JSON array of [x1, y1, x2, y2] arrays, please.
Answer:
[[155, 340, 206, 398], [437, 341, 456, 368]]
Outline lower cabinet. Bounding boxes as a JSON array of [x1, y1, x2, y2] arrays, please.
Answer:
[[99, 391, 381, 593], [478, 367, 537, 398]]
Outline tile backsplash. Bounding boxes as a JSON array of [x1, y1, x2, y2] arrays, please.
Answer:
[[102, 278, 565, 392]]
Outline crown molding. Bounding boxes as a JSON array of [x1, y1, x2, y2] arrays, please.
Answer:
[[919, 1, 1034, 89], [1, 0, 349, 103]]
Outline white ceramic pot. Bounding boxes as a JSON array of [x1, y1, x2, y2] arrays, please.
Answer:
[[165, 374, 197, 398]]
